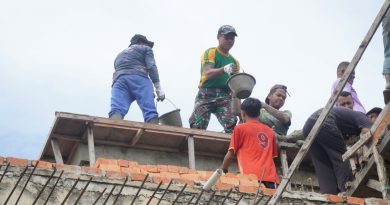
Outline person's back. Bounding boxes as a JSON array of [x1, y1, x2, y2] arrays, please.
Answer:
[[231, 120, 279, 183], [222, 98, 279, 188]]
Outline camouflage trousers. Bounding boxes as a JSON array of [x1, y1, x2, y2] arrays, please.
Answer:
[[189, 88, 237, 133]]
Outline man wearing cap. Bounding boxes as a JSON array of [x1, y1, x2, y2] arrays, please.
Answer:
[[189, 25, 240, 133], [109, 34, 165, 123]]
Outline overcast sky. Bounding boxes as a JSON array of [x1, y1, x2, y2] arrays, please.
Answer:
[[0, 0, 386, 159]]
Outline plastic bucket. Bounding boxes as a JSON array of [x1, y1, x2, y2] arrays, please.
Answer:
[[157, 99, 183, 127], [227, 73, 256, 99]]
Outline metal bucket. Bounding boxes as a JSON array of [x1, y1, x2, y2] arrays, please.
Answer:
[[227, 73, 256, 99], [158, 99, 183, 127]]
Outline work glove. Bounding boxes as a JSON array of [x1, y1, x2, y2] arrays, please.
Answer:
[[223, 63, 238, 75], [153, 82, 165, 101]]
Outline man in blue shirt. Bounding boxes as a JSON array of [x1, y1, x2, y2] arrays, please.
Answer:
[[109, 34, 165, 123]]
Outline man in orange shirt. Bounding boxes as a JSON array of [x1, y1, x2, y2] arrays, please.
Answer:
[[222, 98, 279, 188]]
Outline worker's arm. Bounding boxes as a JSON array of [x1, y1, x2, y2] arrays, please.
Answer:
[[221, 149, 235, 173], [204, 63, 237, 80], [261, 102, 291, 125]]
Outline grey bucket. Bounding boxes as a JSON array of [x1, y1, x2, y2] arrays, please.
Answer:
[[158, 99, 183, 127], [227, 73, 256, 99]]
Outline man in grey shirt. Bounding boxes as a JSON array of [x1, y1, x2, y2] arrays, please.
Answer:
[[109, 34, 165, 123]]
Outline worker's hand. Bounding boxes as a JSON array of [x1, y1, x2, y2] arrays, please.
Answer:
[[154, 82, 165, 101], [223, 63, 237, 75]]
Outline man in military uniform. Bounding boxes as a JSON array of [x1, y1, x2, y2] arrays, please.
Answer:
[[189, 25, 239, 133]]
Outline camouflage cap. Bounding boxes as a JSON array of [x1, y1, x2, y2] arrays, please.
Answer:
[[218, 25, 238, 36], [129, 34, 154, 48]]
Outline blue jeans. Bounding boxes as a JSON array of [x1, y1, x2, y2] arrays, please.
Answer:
[[109, 74, 158, 122], [383, 10, 390, 74]]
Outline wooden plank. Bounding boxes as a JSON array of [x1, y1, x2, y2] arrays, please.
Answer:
[[373, 146, 389, 199], [87, 125, 96, 167], [188, 136, 196, 169], [268, 1, 390, 204], [366, 179, 382, 192], [280, 149, 291, 191], [343, 102, 390, 161], [131, 129, 145, 146], [346, 131, 390, 195], [53, 134, 226, 158], [51, 139, 64, 164]]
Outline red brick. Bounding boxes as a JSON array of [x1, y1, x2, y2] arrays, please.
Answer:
[[215, 181, 235, 190], [240, 178, 259, 187], [128, 161, 139, 166], [82, 166, 104, 175], [178, 166, 190, 174], [7, 157, 28, 167], [174, 178, 195, 186], [32, 160, 53, 169], [347, 197, 365, 205], [262, 188, 275, 196], [117, 159, 129, 168], [220, 176, 239, 186], [198, 171, 213, 181], [238, 173, 258, 181], [239, 185, 258, 193], [145, 165, 159, 173], [106, 171, 127, 179], [99, 164, 120, 172], [56, 164, 81, 172], [94, 158, 117, 168], [180, 173, 200, 181], [121, 167, 141, 174], [130, 173, 148, 181], [160, 172, 180, 179], [167, 165, 179, 173], [188, 169, 198, 174], [152, 174, 171, 184], [157, 165, 168, 172], [326, 194, 344, 203]]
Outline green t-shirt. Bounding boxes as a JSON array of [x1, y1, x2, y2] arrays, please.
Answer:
[[258, 108, 292, 138], [198, 47, 240, 88]]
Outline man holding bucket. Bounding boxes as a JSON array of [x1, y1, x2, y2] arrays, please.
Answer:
[[109, 34, 165, 123], [189, 25, 240, 133]]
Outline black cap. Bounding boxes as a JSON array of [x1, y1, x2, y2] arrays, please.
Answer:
[[129, 34, 154, 48], [366, 107, 382, 116], [218, 25, 238, 36]]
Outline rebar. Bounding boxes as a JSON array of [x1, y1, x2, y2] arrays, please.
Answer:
[[131, 173, 149, 205], [146, 181, 163, 205], [220, 188, 233, 205], [102, 185, 116, 205], [73, 177, 93, 205], [4, 166, 29, 204], [92, 187, 107, 205], [16, 162, 39, 204], [0, 163, 10, 183], [33, 169, 56, 205], [113, 176, 128, 205], [157, 179, 173, 205], [44, 170, 64, 205], [194, 189, 204, 205], [206, 191, 216, 205], [187, 195, 195, 205], [172, 184, 187, 205], [61, 177, 80, 205], [235, 194, 244, 205]]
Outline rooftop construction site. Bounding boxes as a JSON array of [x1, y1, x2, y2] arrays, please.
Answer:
[[2, 1, 390, 205]]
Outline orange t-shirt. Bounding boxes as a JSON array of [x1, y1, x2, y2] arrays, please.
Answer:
[[229, 120, 279, 183]]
